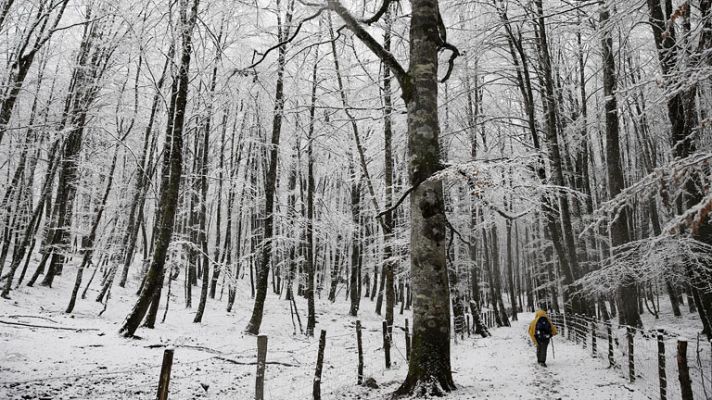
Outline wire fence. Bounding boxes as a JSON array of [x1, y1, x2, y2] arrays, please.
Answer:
[[549, 312, 712, 400], [0, 309, 500, 399], [261, 310, 502, 400]]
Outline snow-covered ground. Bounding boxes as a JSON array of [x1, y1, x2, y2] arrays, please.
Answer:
[[0, 270, 651, 399]]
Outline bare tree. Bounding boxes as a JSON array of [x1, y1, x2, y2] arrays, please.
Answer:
[[119, 0, 200, 337]]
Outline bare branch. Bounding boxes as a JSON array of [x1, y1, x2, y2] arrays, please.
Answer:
[[376, 183, 419, 219], [435, 6, 459, 82], [478, 197, 531, 221], [445, 217, 473, 247], [326, 0, 410, 98], [229, 7, 327, 79], [439, 42, 460, 83], [360, 0, 396, 25]]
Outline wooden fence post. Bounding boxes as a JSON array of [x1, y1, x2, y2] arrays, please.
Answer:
[[405, 318, 411, 361], [382, 320, 391, 369], [607, 321, 614, 367], [356, 321, 363, 385], [256, 335, 268, 400], [658, 334, 666, 400], [591, 320, 596, 357], [313, 330, 326, 400], [157, 347, 174, 400], [581, 316, 587, 349], [565, 314, 571, 341], [573, 315, 579, 345], [627, 326, 635, 383], [677, 339, 693, 400]]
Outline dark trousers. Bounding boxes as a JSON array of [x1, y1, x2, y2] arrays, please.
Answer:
[[536, 340, 549, 363]]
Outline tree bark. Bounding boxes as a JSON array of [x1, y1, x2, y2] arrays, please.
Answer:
[[532, 0, 586, 315], [118, 48, 172, 288], [119, 0, 199, 337], [66, 143, 120, 313], [194, 25, 223, 323], [599, 1, 642, 327], [245, 0, 295, 335]]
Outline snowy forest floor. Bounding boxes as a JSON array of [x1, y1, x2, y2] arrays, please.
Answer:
[[0, 268, 650, 399]]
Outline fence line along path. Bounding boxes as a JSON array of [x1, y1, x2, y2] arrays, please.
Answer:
[[252, 312, 652, 399], [549, 312, 712, 400]]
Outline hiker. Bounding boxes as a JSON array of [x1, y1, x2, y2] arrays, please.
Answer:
[[528, 309, 558, 367]]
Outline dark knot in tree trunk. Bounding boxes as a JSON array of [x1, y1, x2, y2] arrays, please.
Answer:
[[418, 188, 446, 242]]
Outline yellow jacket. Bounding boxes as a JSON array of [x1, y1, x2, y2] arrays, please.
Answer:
[[528, 309, 558, 344]]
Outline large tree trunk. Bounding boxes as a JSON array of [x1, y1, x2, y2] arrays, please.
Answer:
[[321, 0, 458, 393], [394, 0, 454, 393], [533, 0, 586, 315], [600, 1, 641, 328]]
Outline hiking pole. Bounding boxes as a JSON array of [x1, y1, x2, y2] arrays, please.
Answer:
[[551, 338, 556, 360]]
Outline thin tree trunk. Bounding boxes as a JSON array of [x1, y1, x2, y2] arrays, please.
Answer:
[[66, 143, 120, 313], [349, 166, 361, 316], [194, 26, 222, 323], [600, 1, 641, 327], [244, 0, 294, 335], [118, 47, 172, 288], [119, 0, 199, 337]]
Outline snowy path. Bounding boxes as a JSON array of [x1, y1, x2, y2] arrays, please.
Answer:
[[378, 314, 645, 400], [439, 316, 647, 399], [329, 313, 649, 399]]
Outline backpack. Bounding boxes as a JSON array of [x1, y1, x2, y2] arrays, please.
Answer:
[[535, 317, 552, 342]]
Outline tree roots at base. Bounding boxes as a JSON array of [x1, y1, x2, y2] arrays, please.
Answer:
[[392, 374, 456, 398]]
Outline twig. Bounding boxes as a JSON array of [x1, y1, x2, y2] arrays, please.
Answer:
[[215, 356, 300, 367], [0, 319, 100, 332], [480, 197, 531, 220], [376, 183, 419, 219], [6, 314, 59, 324], [445, 217, 473, 247], [145, 343, 223, 354]]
